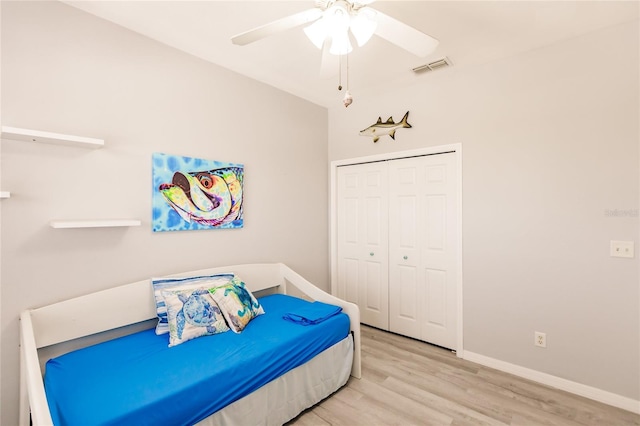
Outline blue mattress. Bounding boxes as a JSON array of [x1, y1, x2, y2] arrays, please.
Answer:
[[44, 294, 350, 426]]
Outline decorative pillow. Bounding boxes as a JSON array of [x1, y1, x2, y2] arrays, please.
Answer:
[[208, 277, 265, 333], [151, 273, 234, 335], [162, 287, 230, 347]]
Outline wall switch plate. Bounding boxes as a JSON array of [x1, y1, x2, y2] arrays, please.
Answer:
[[610, 241, 635, 258]]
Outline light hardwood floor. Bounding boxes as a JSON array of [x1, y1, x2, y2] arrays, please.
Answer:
[[287, 325, 640, 426]]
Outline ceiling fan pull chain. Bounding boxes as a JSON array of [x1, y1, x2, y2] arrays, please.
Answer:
[[343, 52, 353, 107], [338, 54, 343, 91], [346, 53, 349, 91]]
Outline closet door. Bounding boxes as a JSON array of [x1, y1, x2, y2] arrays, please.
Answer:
[[388, 153, 457, 349], [336, 162, 389, 329]]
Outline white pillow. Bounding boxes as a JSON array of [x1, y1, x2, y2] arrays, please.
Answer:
[[162, 287, 230, 347], [208, 277, 265, 333], [151, 273, 234, 334]]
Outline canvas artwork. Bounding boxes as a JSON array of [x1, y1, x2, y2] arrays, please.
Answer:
[[152, 153, 244, 232]]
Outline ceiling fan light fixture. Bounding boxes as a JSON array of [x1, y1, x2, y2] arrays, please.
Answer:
[[302, 1, 380, 55], [350, 7, 377, 47], [302, 1, 353, 55], [329, 29, 352, 55], [326, 2, 351, 30], [303, 17, 328, 49]]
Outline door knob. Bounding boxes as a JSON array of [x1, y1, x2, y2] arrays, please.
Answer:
[[403, 255, 408, 260], [369, 252, 374, 256]]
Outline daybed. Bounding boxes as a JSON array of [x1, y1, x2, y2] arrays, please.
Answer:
[[19, 263, 361, 426]]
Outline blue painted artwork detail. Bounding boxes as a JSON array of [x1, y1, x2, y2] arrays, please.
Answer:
[[152, 153, 244, 232]]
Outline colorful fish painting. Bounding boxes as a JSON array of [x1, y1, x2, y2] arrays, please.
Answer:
[[152, 153, 244, 232], [359, 111, 412, 143]]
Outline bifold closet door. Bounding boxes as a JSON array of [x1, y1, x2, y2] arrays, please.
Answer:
[[388, 153, 458, 349], [336, 162, 389, 330]]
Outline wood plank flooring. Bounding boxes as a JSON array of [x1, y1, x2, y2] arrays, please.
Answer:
[[287, 325, 640, 426]]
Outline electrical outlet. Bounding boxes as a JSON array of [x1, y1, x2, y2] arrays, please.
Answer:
[[535, 331, 546, 348], [610, 241, 634, 258]]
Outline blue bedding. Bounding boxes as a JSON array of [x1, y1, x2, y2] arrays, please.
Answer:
[[283, 301, 343, 325], [44, 294, 350, 426]]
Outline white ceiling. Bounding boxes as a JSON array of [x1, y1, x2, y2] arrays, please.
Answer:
[[62, 1, 638, 108]]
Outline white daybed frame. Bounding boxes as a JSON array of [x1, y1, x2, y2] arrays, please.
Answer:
[[19, 263, 361, 426]]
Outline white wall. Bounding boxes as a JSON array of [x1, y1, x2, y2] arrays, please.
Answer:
[[0, 1, 3, 417], [329, 19, 639, 404], [0, 2, 328, 425], [2, 1, 638, 422]]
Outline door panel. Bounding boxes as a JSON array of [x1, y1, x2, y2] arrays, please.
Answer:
[[364, 260, 383, 313], [425, 268, 447, 327], [398, 195, 417, 248], [398, 265, 417, 320], [337, 162, 389, 329], [389, 161, 422, 338], [343, 258, 359, 304], [425, 195, 446, 251], [389, 153, 457, 349], [337, 152, 457, 348]]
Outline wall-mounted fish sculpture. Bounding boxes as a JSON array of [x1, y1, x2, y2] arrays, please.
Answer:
[[359, 111, 412, 143], [158, 166, 243, 227]]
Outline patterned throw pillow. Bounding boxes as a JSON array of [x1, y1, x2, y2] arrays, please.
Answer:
[[162, 287, 230, 347], [208, 277, 265, 333], [151, 273, 234, 335]]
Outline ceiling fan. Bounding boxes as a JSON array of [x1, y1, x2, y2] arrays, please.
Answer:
[[231, 0, 439, 59]]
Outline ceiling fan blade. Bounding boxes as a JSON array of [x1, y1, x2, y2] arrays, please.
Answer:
[[231, 8, 322, 46], [372, 9, 438, 57], [319, 40, 339, 79]]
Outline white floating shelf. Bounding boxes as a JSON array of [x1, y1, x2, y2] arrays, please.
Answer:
[[0, 191, 10, 199], [1, 126, 104, 148], [50, 219, 141, 229]]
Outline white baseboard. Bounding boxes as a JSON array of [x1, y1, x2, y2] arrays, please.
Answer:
[[462, 351, 640, 414]]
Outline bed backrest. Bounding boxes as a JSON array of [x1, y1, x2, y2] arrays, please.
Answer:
[[28, 263, 286, 349]]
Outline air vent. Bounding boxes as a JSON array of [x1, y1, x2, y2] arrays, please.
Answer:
[[412, 57, 452, 74]]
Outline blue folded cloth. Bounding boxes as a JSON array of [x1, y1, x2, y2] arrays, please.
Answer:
[[283, 301, 343, 326]]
